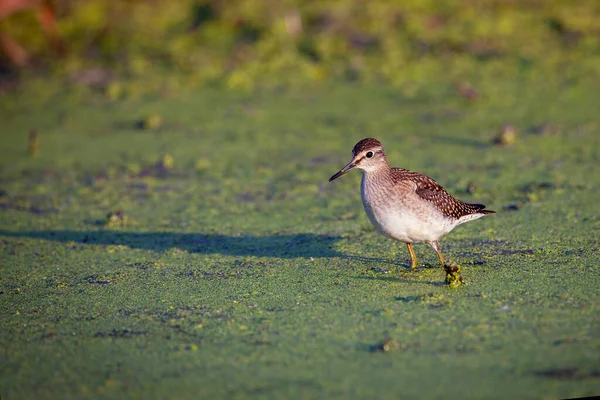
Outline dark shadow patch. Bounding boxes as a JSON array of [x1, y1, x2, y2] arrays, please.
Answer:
[[245, 338, 273, 346], [518, 181, 556, 194], [0, 198, 56, 214], [71, 272, 122, 286], [358, 336, 407, 353], [178, 270, 246, 280], [135, 164, 183, 179], [125, 261, 157, 270], [395, 295, 422, 303], [534, 368, 600, 381], [553, 338, 587, 346], [264, 307, 286, 312], [500, 249, 535, 256], [94, 329, 148, 339], [84, 275, 112, 285], [189, 3, 217, 30], [0, 230, 343, 259], [396, 292, 451, 308]]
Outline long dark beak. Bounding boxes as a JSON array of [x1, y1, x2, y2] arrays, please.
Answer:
[[329, 160, 356, 182]]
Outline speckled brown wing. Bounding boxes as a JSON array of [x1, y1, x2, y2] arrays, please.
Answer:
[[391, 168, 490, 219]]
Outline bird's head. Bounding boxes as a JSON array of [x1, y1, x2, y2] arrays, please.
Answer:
[[329, 138, 387, 181]]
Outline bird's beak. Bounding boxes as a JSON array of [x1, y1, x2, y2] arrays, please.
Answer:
[[329, 160, 356, 182]]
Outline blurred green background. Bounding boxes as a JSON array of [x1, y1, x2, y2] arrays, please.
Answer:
[[1, 0, 599, 94]]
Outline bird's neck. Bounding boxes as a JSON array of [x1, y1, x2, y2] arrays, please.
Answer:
[[361, 163, 392, 178]]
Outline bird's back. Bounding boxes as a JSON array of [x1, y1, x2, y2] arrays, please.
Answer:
[[389, 168, 495, 220]]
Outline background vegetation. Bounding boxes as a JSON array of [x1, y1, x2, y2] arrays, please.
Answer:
[[2, 0, 600, 94]]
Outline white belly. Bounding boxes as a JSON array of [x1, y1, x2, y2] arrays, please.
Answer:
[[361, 176, 455, 243], [365, 204, 454, 243]]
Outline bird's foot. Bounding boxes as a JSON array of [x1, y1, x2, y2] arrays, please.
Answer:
[[444, 261, 464, 288]]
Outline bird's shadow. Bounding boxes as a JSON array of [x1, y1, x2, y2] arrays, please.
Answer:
[[0, 229, 347, 258], [0, 230, 450, 287], [0, 229, 411, 266]]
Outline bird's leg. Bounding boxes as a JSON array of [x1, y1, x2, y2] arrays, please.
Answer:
[[431, 241, 464, 287], [406, 243, 418, 270]]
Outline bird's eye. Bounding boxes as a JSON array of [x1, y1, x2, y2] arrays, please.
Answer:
[[366, 151, 374, 158]]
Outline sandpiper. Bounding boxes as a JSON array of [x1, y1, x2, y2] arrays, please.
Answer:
[[329, 138, 495, 286]]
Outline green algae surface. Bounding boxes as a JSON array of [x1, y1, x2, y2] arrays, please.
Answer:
[[1, 79, 599, 399]]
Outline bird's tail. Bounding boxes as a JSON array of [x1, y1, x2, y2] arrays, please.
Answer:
[[470, 203, 496, 215]]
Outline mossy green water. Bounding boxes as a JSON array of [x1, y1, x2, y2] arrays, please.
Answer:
[[1, 77, 599, 399]]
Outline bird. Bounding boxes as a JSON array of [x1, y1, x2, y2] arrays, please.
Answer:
[[329, 138, 495, 287]]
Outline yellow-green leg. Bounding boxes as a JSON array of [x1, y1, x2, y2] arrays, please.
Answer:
[[431, 241, 464, 287], [406, 243, 418, 270]]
